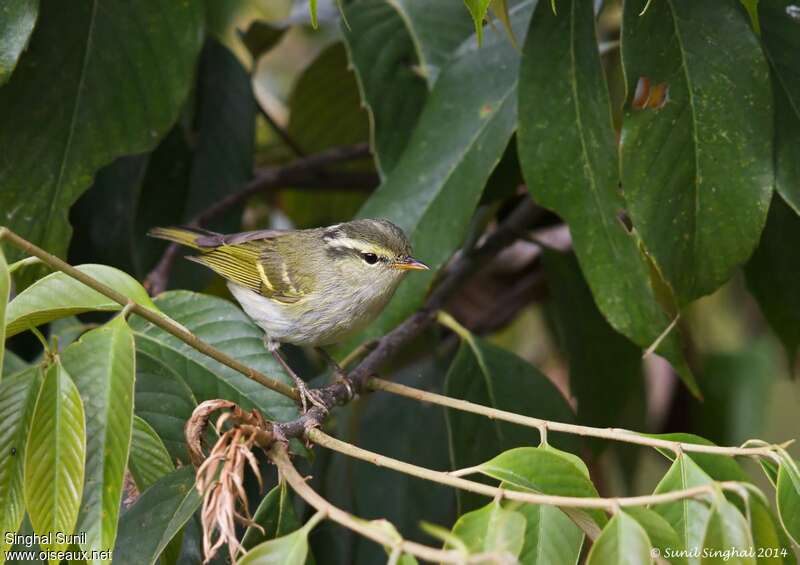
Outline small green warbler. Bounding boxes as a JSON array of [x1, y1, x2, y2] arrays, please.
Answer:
[[150, 219, 428, 411]]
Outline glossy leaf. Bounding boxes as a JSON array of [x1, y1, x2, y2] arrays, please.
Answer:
[[586, 511, 653, 565], [776, 460, 800, 545], [113, 466, 201, 565], [2, 351, 28, 379], [24, 362, 86, 558], [242, 482, 302, 551], [543, 250, 645, 441], [518, 0, 698, 395], [478, 447, 607, 528], [0, 0, 204, 281], [5, 264, 157, 338], [356, 2, 532, 336], [503, 500, 584, 565], [746, 196, 800, 366], [702, 500, 756, 565], [62, 317, 135, 562], [128, 415, 174, 492], [624, 507, 687, 565], [620, 0, 773, 303], [133, 348, 197, 462], [383, 0, 474, 86], [652, 455, 714, 562], [0, 241, 8, 376], [341, 0, 428, 176], [450, 499, 526, 559], [239, 514, 320, 565], [0, 367, 43, 562], [0, 0, 38, 85], [129, 291, 298, 424], [444, 333, 577, 510]]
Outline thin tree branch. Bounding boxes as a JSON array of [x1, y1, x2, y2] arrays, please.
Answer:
[[144, 143, 376, 294], [0, 228, 298, 400], [270, 441, 530, 564], [365, 379, 785, 461]]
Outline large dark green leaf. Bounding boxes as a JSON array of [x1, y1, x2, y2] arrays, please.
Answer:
[[114, 466, 201, 565], [129, 291, 298, 424], [449, 499, 526, 560], [386, 0, 474, 86], [0, 367, 43, 562], [620, 0, 773, 303], [184, 38, 256, 228], [0, 0, 38, 85], [356, 2, 532, 337], [652, 454, 714, 563], [2, 352, 28, 379], [5, 264, 157, 338], [702, 500, 756, 565], [543, 250, 644, 441], [129, 415, 175, 492], [444, 332, 577, 511], [585, 511, 653, 565], [0, 0, 204, 282], [24, 362, 86, 557], [517, 0, 698, 396], [746, 195, 800, 366], [341, 0, 427, 176], [134, 348, 198, 463], [62, 317, 135, 562]]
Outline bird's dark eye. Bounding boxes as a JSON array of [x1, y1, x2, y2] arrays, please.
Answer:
[[362, 253, 379, 265]]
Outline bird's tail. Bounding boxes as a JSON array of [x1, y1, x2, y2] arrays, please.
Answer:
[[148, 226, 220, 250]]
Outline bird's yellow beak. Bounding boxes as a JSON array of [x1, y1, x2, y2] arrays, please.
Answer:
[[393, 257, 430, 271]]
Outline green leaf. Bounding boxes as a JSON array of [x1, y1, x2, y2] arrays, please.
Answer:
[[517, 0, 698, 396], [341, 0, 428, 176], [450, 499, 526, 559], [543, 250, 645, 443], [385, 0, 474, 86], [746, 196, 800, 365], [773, 80, 800, 215], [652, 454, 714, 563], [740, 0, 761, 33], [239, 20, 287, 61], [2, 351, 28, 379], [702, 500, 756, 565], [463, 0, 492, 44], [646, 433, 750, 484], [242, 481, 302, 551], [129, 291, 298, 424], [478, 447, 608, 528], [5, 264, 158, 338], [444, 333, 578, 511], [0, 0, 204, 283], [620, 0, 773, 303], [503, 500, 584, 565], [133, 348, 197, 462], [748, 497, 790, 565], [356, 2, 532, 337], [624, 507, 687, 565], [776, 459, 800, 545], [0, 241, 9, 377], [24, 362, 86, 559], [0, 0, 38, 85], [113, 466, 201, 565], [0, 367, 43, 562], [129, 415, 175, 492], [586, 511, 653, 565], [62, 317, 136, 562], [239, 514, 321, 565]]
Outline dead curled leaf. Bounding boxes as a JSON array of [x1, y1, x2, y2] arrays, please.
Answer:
[[185, 399, 277, 563]]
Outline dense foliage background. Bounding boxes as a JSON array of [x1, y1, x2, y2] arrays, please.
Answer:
[[1, 0, 799, 563]]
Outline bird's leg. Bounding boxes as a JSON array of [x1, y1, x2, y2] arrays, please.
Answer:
[[316, 348, 355, 401], [267, 341, 327, 414]]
